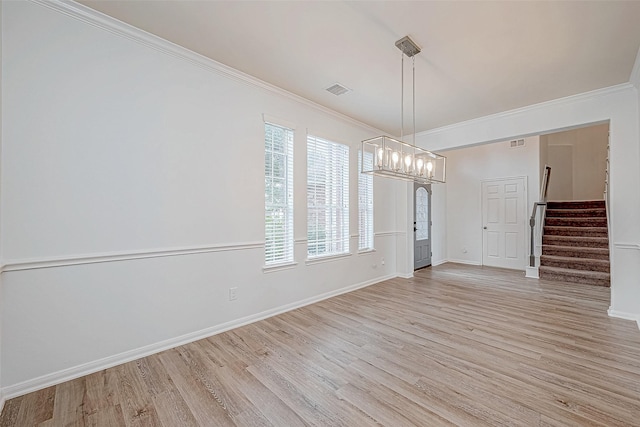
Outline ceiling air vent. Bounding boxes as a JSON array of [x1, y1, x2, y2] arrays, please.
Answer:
[[326, 83, 351, 96], [509, 139, 525, 148]]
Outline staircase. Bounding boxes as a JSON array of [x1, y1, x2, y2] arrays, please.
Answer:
[[539, 200, 610, 287]]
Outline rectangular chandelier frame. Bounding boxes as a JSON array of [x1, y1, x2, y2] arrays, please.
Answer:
[[361, 136, 446, 184]]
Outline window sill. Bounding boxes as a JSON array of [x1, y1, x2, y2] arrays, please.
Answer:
[[305, 252, 352, 266], [262, 262, 298, 273], [357, 248, 376, 255]]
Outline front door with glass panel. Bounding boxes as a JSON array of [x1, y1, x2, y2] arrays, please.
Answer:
[[414, 183, 432, 270]]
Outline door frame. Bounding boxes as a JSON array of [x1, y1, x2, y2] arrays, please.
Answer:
[[480, 176, 528, 269], [414, 182, 432, 270]]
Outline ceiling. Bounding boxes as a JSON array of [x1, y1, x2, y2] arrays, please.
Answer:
[[78, 0, 640, 135]]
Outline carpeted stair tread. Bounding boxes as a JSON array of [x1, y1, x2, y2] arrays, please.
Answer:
[[545, 208, 606, 218], [540, 254, 610, 272], [542, 235, 609, 248], [542, 245, 609, 260], [539, 266, 610, 287], [545, 217, 607, 227], [544, 226, 608, 237], [547, 200, 605, 210], [541, 199, 610, 287]]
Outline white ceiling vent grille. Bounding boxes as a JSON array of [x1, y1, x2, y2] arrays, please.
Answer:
[[509, 139, 525, 148], [326, 83, 351, 96]]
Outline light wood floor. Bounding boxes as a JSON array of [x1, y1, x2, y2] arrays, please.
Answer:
[[2, 263, 640, 426]]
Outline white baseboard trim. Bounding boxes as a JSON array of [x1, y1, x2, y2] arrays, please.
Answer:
[[525, 266, 539, 279], [446, 259, 482, 266], [1, 273, 395, 400], [607, 308, 640, 331], [396, 272, 414, 279], [431, 259, 447, 267]]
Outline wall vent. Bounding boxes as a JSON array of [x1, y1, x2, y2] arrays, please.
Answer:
[[509, 139, 525, 148], [326, 83, 351, 96]]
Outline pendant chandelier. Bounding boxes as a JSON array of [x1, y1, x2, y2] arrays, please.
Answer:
[[361, 36, 446, 184]]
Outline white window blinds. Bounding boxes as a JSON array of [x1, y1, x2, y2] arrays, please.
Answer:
[[265, 123, 294, 265], [307, 135, 349, 258], [358, 150, 374, 250]]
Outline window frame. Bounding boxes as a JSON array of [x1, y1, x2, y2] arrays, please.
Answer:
[[358, 150, 374, 252], [264, 121, 295, 267], [306, 134, 350, 260]]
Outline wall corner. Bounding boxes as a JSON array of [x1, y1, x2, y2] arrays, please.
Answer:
[[630, 46, 640, 90], [0, 0, 5, 398]]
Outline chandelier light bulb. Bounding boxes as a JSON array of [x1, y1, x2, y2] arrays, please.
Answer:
[[391, 151, 399, 170], [404, 154, 412, 169]]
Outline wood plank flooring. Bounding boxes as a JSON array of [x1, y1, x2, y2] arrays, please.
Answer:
[[2, 263, 640, 426]]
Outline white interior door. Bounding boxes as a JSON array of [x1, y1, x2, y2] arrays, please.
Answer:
[[482, 177, 526, 270]]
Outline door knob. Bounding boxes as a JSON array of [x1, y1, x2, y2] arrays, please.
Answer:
[[483, 226, 487, 229]]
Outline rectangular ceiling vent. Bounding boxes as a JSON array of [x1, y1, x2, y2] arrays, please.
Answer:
[[509, 139, 525, 148], [326, 83, 351, 96]]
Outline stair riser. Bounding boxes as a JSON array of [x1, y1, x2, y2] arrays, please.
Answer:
[[544, 227, 608, 237], [539, 270, 610, 287], [545, 209, 606, 218], [542, 247, 610, 260], [545, 218, 607, 227], [542, 200, 610, 287], [540, 256, 610, 272], [542, 236, 609, 248], [547, 201, 606, 210]]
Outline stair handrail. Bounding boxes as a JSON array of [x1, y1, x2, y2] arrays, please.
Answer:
[[604, 141, 610, 233], [529, 165, 551, 267]]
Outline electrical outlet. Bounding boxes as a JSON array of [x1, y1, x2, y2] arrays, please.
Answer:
[[229, 287, 238, 301], [462, 247, 468, 254], [381, 258, 385, 265]]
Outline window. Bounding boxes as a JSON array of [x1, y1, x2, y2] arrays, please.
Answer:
[[307, 135, 349, 258], [358, 150, 374, 250], [264, 122, 294, 265]]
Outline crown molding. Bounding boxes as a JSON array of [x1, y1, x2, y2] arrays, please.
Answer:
[[416, 83, 635, 138], [29, 0, 383, 136]]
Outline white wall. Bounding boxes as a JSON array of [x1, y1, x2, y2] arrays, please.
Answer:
[[430, 184, 447, 266], [545, 142, 574, 200], [541, 124, 609, 201], [439, 137, 540, 266], [415, 83, 640, 323], [625, 52, 640, 328], [0, 0, 4, 411], [0, 1, 401, 394]]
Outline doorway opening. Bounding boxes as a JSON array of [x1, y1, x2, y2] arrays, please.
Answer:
[[414, 182, 432, 270]]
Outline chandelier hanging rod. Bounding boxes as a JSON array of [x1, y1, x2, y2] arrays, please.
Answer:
[[361, 35, 446, 184]]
